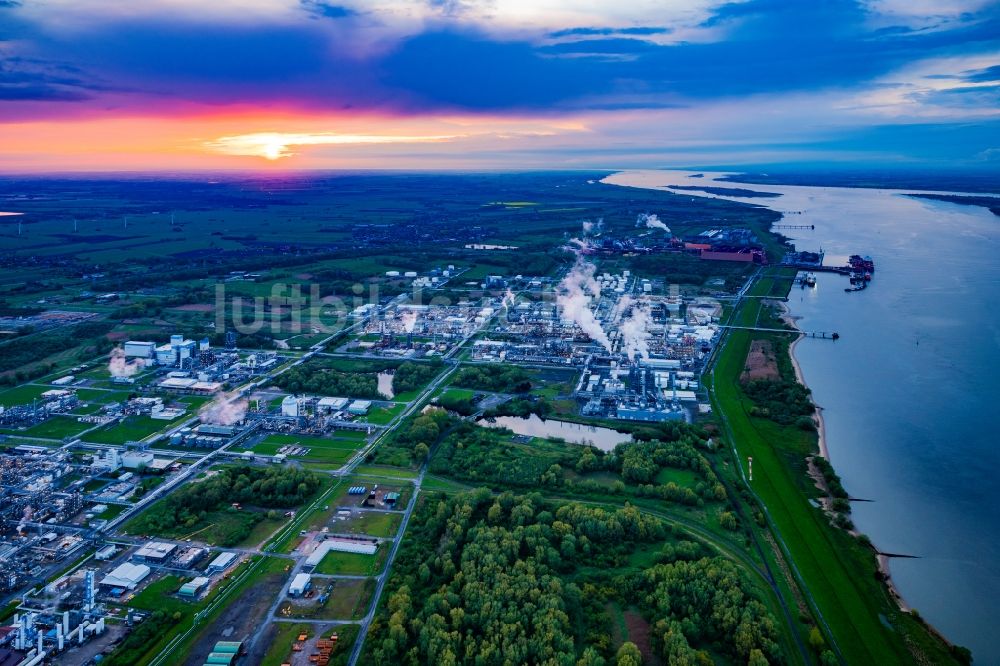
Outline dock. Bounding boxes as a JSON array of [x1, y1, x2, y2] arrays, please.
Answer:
[[773, 224, 815, 230], [719, 325, 839, 340]]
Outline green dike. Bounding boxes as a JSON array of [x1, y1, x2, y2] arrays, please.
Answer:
[[708, 269, 949, 665]]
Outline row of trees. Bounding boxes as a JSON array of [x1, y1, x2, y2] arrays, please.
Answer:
[[272, 363, 380, 399], [392, 362, 442, 395], [370, 409, 457, 467], [128, 465, 322, 537], [0, 320, 114, 376], [453, 365, 533, 393], [743, 378, 815, 428]]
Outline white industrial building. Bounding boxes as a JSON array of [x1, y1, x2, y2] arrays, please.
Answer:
[[288, 573, 312, 596], [134, 541, 176, 563], [348, 400, 372, 415], [318, 397, 349, 412], [207, 551, 237, 573], [121, 451, 155, 469], [100, 562, 150, 590], [304, 538, 378, 569], [124, 341, 156, 359]]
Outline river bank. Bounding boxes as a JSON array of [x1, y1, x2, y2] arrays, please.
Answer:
[[779, 301, 829, 460], [603, 168, 997, 662]]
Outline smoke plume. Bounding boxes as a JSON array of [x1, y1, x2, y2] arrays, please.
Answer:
[[582, 218, 604, 236], [556, 255, 611, 351], [400, 310, 418, 333], [637, 213, 670, 234], [621, 301, 652, 362], [199, 391, 248, 425], [108, 346, 145, 377]]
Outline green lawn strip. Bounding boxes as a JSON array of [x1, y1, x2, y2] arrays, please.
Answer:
[[313, 547, 389, 576], [364, 402, 406, 425], [331, 511, 402, 538], [712, 273, 915, 665], [352, 464, 418, 480], [81, 414, 182, 444]]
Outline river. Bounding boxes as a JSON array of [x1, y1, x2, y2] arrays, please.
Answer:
[[603, 169, 1000, 663]]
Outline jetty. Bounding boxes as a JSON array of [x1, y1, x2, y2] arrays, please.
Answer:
[[773, 224, 815, 230], [719, 325, 840, 340]]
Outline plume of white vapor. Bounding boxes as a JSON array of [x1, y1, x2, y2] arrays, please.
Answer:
[[621, 301, 652, 362], [637, 213, 670, 234], [400, 310, 418, 333], [557, 255, 611, 351], [108, 346, 145, 377], [502, 289, 516, 309], [582, 218, 604, 236], [611, 294, 634, 322], [199, 391, 248, 426]]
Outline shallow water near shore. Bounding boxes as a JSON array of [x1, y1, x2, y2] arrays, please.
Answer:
[[605, 169, 1000, 662]]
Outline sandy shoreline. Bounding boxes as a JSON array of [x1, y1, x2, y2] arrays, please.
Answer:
[[779, 302, 829, 459], [781, 300, 919, 621]]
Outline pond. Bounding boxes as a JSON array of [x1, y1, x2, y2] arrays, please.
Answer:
[[377, 372, 395, 399], [476, 414, 632, 452]]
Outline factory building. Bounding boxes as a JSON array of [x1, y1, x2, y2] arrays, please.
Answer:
[[100, 562, 150, 590], [133, 541, 176, 564], [207, 552, 237, 573], [288, 573, 312, 596], [179, 577, 210, 597], [348, 400, 371, 415], [123, 341, 156, 359], [304, 538, 378, 569]]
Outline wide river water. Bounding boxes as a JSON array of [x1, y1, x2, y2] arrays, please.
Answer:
[[604, 170, 1000, 663]]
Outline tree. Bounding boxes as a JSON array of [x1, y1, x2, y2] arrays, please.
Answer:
[[808, 627, 825, 653], [615, 642, 643, 666]]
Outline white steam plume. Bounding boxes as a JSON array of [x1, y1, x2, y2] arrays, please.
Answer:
[[400, 310, 418, 333], [556, 255, 611, 351], [582, 218, 604, 236], [108, 346, 145, 378], [621, 301, 652, 362], [611, 294, 634, 322], [199, 391, 248, 426], [637, 213, 670, 234]]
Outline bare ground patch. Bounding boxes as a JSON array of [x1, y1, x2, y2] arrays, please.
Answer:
[[182, 568, 286, 666], [624, 609, 662, 665], [741, 339, 780, 382]]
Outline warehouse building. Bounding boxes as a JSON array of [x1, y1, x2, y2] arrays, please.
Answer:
[[100, 562, 150, 590], [288, 573, 312, 596], [134, 541, 176, 564]]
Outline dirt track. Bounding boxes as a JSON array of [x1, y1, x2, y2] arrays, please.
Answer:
[[183, 570, 286, 665]]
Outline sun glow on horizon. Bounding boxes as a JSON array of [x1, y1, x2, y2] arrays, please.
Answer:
[[206, 131, 463, 160]]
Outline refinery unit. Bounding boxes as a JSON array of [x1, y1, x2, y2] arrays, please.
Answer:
[[346, 298, 504, 358], [476, 267, 721, 423]]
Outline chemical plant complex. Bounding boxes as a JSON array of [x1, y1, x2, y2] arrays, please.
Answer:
[[0, 216, 758, 666]]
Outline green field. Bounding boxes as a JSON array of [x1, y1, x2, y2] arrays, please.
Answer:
[[1, 415, 92, 439], [243, 432, 365, 464], [82, 414, 183, 445], [329, 510, 402, 538], [313, 548, 388, 576]]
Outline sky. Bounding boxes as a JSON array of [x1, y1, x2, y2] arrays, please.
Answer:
[[0, 0, 998, 171]]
